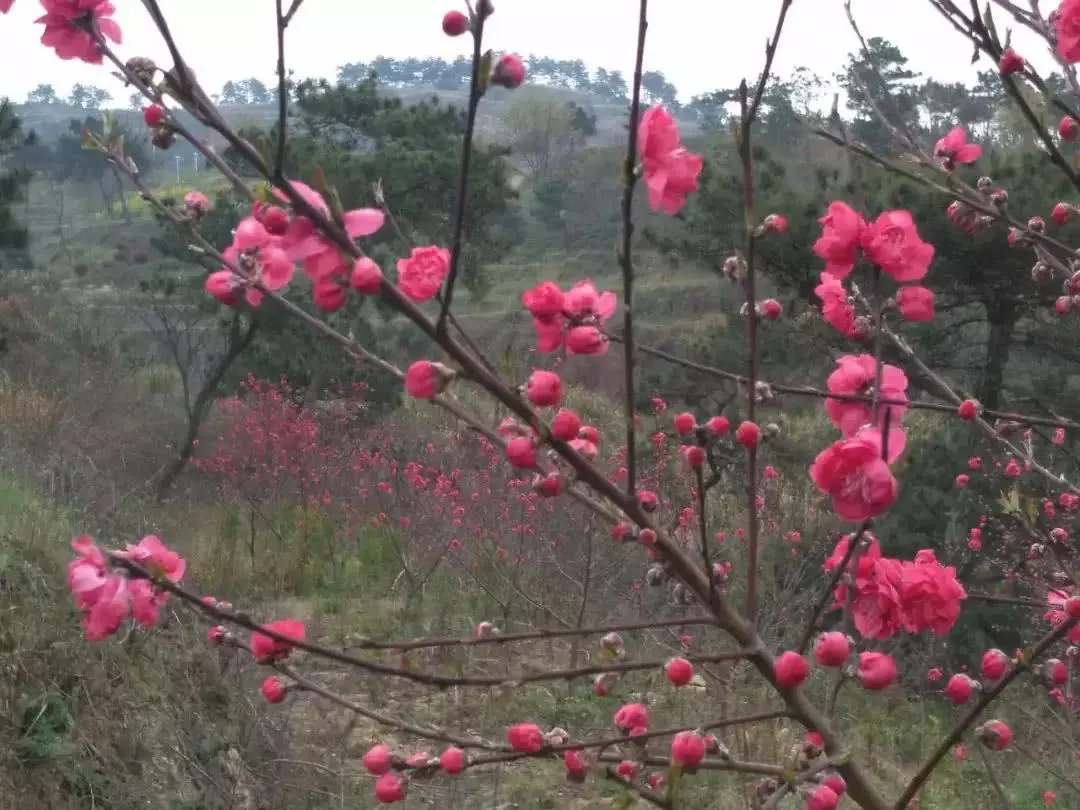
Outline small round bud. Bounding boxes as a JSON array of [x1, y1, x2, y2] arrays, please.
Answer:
[[441, 9, 469, 36]]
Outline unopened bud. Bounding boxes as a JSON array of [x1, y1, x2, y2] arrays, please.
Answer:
[[1032, 262, 1053, 284], [151, 127, 176, 150], [546, 727, 570, 746], [976, 175, 993, 191], [1028, 215, 1046, 232], [125, 56, 157, 86], [990, 187, 1008, 205], [490, 53, 525, 89], [722, 255, 747, 282], [763, 422, 781, 439], [600, 632, 625, 655], [672, 582, 694, 605], [646, 565, 666, 587]]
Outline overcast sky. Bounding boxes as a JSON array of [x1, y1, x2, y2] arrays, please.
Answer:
[[0, 0, 1061, 103]]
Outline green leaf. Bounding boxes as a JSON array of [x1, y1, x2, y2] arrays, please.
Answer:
[[100, 109, 115, 140], [477, 49, 494, 95]]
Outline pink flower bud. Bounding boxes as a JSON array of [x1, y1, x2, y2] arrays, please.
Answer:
[[773, 650, 810, 688], [441, 9, 469, 36], [491, 53, 525, 89]]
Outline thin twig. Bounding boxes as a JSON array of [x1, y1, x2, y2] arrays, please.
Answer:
[[617, 0, 649, 497]]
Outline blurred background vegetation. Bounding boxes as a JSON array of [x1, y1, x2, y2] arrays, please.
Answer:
[[0, 45, 1077, 810]]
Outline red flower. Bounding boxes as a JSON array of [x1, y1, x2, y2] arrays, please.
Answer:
[[860, 210, 935, 283], [898, 550, 967, 636], [773, 650, 810, 688], [250, 618, 306, 663], [856, 651, 897, 690], [896, 285, 934, 321], [1055, 0, 1080, 63], [852, 557, 905, 640], [396, 245, 450, 302], [933, 126, 982, 167], [814, 272, 858, 338], [36, 0, 123, 64], [637, 106, 703, 215], [813, 201, 866, 279], [825, 355, 908, 437], [613, 702, 649, 734], [507, 723, 544, 752], [809, 427, 904, 521], [670, 731, 706, 767]]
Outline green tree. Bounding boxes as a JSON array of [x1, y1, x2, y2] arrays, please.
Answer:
[[838, 37, 921, 153], [25, 84, 59, 105], [284, 76, 521, 296], [500, 90, 593, 181], [0, 101, 32, 271]]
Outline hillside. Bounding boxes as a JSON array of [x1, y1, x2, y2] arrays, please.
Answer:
[[14, 81, 696, 148]]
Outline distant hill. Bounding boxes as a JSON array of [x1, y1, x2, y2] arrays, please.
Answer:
[[13, 82, 699, 149]]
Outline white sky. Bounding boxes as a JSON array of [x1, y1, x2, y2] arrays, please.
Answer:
[[0, 0, 1062, 103]]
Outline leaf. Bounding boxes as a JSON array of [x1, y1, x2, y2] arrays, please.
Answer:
[[79, 129, 101, 152], [100, 109, 115, 140], [477, 49, 494, 95]]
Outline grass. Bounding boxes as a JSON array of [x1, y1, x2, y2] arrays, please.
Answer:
[[0, 441, 1074, 810]]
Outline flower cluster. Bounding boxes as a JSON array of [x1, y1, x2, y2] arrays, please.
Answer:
[[812, 198, 939, 337], [810, 354, 909, 522], [824, 534, 967, 639], [67, 534, 186, 639], [521, 279, 617, 355]]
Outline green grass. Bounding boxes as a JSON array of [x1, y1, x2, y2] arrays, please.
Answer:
[[0, 448, 1074, 810]]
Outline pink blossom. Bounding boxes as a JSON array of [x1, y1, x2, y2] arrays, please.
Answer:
[[809, 426, 905, 522], [851, 557, 905, 639], [933, 126, 982, 166], [814, 272, 857, 338], [824, 355, 908, 437], [68, 535, 108, 610], [113, 534, 186, 582], [1056, 0, 1080, 62], [896, 285, 935, 321], [250, 618, 306, 663], [82, 574, 130, 639], [565, 325, 608, 355], [860, 210, 935, 283], [563, 280, 617, 321], [522, 281, 564, 321], [396, 245, 451, 302], [36, 0, 122, 64], [532, 317, 564, 352], [813, 202, 866, 278], [637, 106, 702, 215], [899, 550, 966, 635]]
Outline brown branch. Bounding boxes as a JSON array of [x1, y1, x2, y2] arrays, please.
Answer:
[[617, 0, 649, 497], [435, 3, 488, 332], [894, 618, 1078, 809]]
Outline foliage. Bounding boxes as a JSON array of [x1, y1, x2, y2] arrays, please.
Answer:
[[0, 100, 32, 271]]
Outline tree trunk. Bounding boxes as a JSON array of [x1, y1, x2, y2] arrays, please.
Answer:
[[154, 317, 259, 500], [977, 299, 1017, 411]]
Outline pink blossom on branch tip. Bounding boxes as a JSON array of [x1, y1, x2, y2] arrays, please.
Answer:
[[637, 106, 702, 215], [933, 126, 982, 167], [1055, 0, 1080, 63], [36, 0, 122, 64], [809, 426, 905, 522]]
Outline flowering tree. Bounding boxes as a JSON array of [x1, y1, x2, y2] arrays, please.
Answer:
[[11, 0, 1080, 808]]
